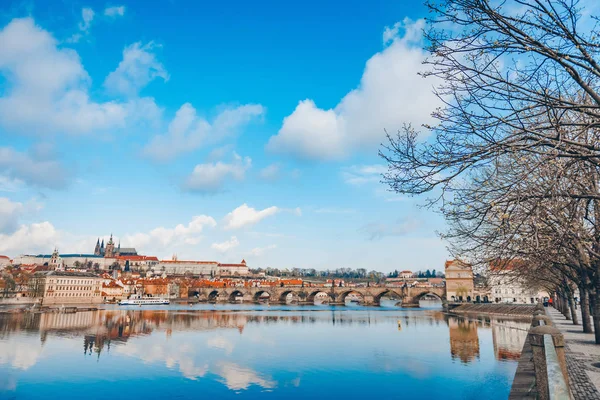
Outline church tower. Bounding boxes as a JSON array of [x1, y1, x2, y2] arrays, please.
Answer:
[[94, 238, 100, 256], [105, 234, 115, 258], [50, 248, 63, 270], [100, 239, 105, 256]]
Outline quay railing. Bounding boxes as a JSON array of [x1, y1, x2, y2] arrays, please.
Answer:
[[528, 305, 572, 400]]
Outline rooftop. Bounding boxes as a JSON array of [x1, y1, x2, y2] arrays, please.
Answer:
[[34, 271, 102, 278]]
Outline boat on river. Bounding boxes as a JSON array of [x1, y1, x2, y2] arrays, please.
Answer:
[[119, 295, 170, 306]]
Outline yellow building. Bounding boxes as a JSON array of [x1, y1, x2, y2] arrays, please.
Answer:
[[448, 317, 480, 363], [31, 271, 103, 305], [445, 259, 474, 302]]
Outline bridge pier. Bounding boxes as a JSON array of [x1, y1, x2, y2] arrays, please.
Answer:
[[362, 295, 375, 306]]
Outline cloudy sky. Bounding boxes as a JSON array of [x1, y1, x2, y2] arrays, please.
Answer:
[[0, 0, 449, 272]]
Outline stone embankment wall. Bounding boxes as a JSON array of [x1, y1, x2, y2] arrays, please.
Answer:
[[450, 303, 536, 317], [509, 305, 571, 400]]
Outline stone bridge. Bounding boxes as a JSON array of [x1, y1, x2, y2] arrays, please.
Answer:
[[188, 286, 446, 306]]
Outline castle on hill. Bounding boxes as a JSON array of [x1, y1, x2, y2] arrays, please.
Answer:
[[94, 234, 138, 258]]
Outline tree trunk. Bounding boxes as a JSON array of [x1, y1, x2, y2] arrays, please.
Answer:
[[562, 295, 572, 320], [569, 293, 579, 325], [593, 271, 600, 344], [580, 285, 593, 333]]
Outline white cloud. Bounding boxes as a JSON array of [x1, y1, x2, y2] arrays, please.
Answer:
[[211, 236, 239, 253], [0, 146, 70, 189], [79, 8, 94, 32], [184, 153, 252, 193], [207, 336, 235, 354], [66, 8, 95, 43], [223, 204, 280, 230], [0, 221, 59, 254], [143, 103, 265, 162], [0, 176, 23, 192], [341, 164, 386, 186], [0, 18, 129, 135], [0, 198, 23, 233], [0, 340, 43, 370], [104, 6, 126, 17], [267, 18, 440, 161], [217, 362, 276, 391], [382, 21, 401, 45], [259, 163, 281, 181], [104, 41, 168, 97], [125, 215, 217, 251], [249, 244, 276, 257]]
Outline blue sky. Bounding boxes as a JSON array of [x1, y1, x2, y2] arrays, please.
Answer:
[[0, 0, 449, 272]]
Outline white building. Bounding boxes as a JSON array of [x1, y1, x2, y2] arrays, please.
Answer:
[[0, 255, 11, 269], [154, 260, 220, 276], [14, 253, 115, 270], [217, 260, 249, 276], [489, 261, 547, 304], [152, 259, 250, 276]]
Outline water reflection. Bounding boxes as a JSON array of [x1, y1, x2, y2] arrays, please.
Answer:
[[0, 307, 530, 399]]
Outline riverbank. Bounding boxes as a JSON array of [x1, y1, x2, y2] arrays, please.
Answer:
[[449, 303, 536, 317], [547, 306, 600, 399], [0, 305, 99, 314]]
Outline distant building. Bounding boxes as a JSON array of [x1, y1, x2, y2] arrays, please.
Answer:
[[101, 281, 124, 301], [94, 234, 137, 257], [217, 260, 249, 276], [14, 252, 111, 270], [115, 255, 159, 271], [445, 259, 474, 302], [0, 255, 11, 269], [488, 260, 547, 304], [400, 270, 413, 279], [156, 259, 220, 276], [31, 271, 103, 305]]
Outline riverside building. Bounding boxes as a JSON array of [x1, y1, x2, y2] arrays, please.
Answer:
[[31, 271, 103, 305], [445, 259, 475, 302]]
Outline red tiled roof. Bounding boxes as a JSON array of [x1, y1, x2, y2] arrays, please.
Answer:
[[489, 259, 527, 272], [102, 281, 122, 288]]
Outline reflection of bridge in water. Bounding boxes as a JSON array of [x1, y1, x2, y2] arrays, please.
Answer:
[[189, 286, 446, 306]]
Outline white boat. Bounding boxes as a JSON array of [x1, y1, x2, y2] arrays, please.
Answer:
[[119, 295, 170, 306]]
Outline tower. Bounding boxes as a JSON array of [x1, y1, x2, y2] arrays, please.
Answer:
[[94, 238, 100, 256], [105, 234, 115, 258], [50, 248, 63, 270], [117, 240, 121, 256], [100, 239, 105, 256]]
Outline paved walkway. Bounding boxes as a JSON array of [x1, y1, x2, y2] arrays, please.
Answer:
[[547, 306, 600, 399]]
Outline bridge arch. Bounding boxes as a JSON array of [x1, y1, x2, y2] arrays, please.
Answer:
[[307, 290, 333, 304], [337, 290, 365, 304], [411, 291, 444, 305], [207, 290, 220, 302], [374, 289, 403, 305], [228, 290, 245, 302], [278, 290, 300, 304], [253, 290, 272, 302]]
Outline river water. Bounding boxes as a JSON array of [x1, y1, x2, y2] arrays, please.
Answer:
[[0, 303, 529, 399]]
